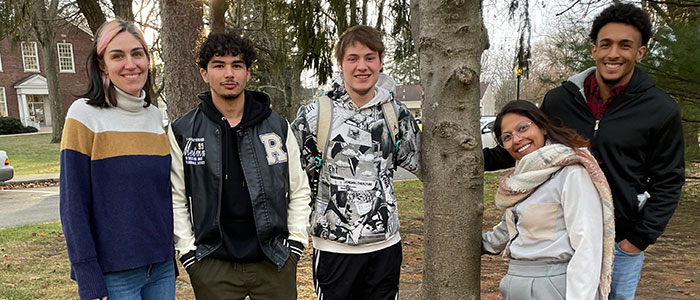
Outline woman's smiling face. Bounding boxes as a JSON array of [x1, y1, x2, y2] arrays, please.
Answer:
[[499, 113, 546, 160], [101, 32, 149, 96]]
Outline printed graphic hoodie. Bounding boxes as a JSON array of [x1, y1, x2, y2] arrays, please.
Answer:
[[291, 76, 421, 253]]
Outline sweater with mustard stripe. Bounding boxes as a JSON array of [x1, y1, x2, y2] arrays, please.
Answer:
[[59, 88, 174, 300]]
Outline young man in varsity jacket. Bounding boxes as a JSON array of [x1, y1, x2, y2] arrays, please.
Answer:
[[291, 25, 421, 300], [168, 32, 311, 299], [484, 4, 685, 299]]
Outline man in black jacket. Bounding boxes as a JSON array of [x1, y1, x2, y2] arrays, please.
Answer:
[[168, 32, 311, 299], [485, 4, 685, 299]]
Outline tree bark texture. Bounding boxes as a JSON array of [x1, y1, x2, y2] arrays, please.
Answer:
[[112, 0, 134, 20], [160, 0, 207, 120], [32, 0, 64, 143], [418, 0, 488, 299], [350, 0, 358, 26], [262, 66, 303, 122], [361, 0, 368, 25], [409, 0, 420, 49], [76, 0, 106, 33], [210, 0, 228, 33]]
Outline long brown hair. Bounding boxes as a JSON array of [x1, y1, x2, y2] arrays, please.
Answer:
[[494, 100, 589, 150]]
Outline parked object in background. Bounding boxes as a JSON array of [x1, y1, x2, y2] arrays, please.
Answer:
[[0, 150, 14, 182], [481, 116, 497, 148]]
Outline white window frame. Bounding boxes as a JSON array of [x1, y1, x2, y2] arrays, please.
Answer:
[[57, 43, 75, 73], [21, 41, 40, 72], [0, 51, 3, 72], [0, 87, 7, 117]]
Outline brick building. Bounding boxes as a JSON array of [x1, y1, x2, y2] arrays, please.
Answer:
[[0, 23, 92, 129]]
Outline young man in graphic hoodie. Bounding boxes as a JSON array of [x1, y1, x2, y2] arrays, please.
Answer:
[[169, 32, 311, 299], [291, 25, 421, 300], [484, 4, 685, 299]]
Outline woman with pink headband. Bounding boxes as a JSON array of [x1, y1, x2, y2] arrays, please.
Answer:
[[59, 20, 175, 300]]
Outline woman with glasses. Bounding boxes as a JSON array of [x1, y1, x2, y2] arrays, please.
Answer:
[[481, 100, 615, 300]]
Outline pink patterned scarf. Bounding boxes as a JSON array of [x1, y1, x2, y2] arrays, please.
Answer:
[[495, 143, 615, 300]]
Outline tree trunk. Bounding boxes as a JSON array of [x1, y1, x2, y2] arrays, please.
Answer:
[[680, 99, 700, 160], [418, 0, 487, 299], [210, 0, 228, 33], [112, 0, 134, 20], [32, 0, 64, 143], [361, 0, 368, 25], [329, 0, 348, 37], [76, 0, 106, 33], [263, 65, 303, 122], [350, 0, 358, 27], [375, 0, 384, 32], [160, 0, 207, 120], [410, 0, 420, 48]]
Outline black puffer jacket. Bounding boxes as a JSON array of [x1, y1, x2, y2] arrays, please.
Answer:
[[541, 67, 685, 250]]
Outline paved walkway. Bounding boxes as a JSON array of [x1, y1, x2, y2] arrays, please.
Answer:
[[5, 172, 60, 184]]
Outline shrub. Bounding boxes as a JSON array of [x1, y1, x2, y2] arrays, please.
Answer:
[[0, 117, 39, 135]]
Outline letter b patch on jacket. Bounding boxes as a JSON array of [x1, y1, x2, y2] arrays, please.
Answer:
[[259, 133, 288, 165]]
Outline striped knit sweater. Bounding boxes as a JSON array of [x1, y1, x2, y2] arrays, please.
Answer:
[[59, 88, 173, 300]]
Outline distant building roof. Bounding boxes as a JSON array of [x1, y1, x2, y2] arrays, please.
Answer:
[[396, 85, 421, 102]]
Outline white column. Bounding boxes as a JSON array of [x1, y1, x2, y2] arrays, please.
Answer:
[[16, 92, 28, 126]]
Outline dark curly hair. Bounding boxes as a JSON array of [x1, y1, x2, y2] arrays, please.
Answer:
[[197, 32, 256, 70], [494, 100, 589, 152], [589, 3, 652, 46]]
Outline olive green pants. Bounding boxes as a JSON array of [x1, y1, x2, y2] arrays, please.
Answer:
[[187, 255, 298, 300]]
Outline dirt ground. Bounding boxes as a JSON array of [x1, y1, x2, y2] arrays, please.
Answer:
[[395, 162, 700, 300], [168, 163, 700, 299], [3, 168, 697, 299]]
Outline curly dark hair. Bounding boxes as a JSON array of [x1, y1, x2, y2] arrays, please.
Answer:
[[197, 32, 256, 69], [494, 100, 589, 152], [589, 3, 652, 46]]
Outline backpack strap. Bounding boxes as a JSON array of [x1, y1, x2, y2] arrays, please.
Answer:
[[315, 95, 333, 167], [382, 100, 400, 151]]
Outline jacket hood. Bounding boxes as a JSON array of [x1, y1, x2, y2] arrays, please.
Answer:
[[566, 66, 656, 97], [197, 90, 272, 128], [326, 74, 394, 109]]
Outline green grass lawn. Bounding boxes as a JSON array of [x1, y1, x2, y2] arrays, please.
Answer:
[[0, 222, 74, 299], [0, 177, 501, 299], [0, 133, 60, 175]]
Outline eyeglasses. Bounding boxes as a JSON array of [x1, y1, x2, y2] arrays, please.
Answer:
[[496, 121, 532, 148]]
